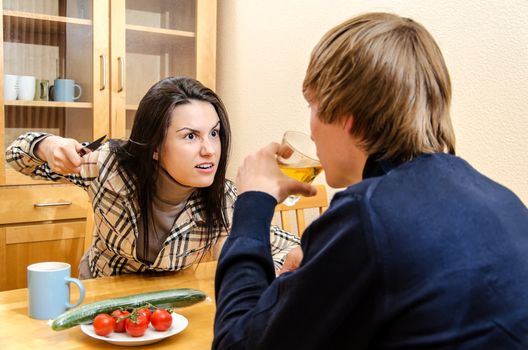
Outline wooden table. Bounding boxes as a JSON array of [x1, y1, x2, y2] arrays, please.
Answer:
[[0, 261, 217, 349]]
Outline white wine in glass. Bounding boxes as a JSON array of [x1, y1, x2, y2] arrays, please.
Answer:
[[277, 131, 323, 206], [278, 164, 323, 184]]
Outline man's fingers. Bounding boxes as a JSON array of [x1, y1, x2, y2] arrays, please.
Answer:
[[262, 142, 281, 156], [277, 144, 294, 159], [286, 180, 317, 198]]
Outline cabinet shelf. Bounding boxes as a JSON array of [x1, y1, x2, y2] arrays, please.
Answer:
[[126, 24, 195, 54], [3, 10, 92, 46], [5, 100, 92, 109], [3, 10, 92, 26], [126, 24, 194, 38]]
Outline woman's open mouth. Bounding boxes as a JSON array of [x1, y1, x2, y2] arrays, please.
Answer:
[[195, 162, 215, 173]]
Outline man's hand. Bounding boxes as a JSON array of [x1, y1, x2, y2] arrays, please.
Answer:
[[35, 135, 84, 174], [236, 142, 317, 203], [278, 246, 303, 275]]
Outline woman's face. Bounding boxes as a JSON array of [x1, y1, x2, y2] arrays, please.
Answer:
[[157, 99, 222, 188]]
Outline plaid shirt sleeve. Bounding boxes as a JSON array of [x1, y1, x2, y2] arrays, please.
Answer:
[[224, 180, 301, 270], [5, 132, 99, 189], [269, 224, 300, 270]]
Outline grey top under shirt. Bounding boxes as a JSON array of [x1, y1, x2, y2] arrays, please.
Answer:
[[79, 167, 194, 279]]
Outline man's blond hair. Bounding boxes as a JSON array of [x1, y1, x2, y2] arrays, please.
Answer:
[[303, 12, 455, 161]]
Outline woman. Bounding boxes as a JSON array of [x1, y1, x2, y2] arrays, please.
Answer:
[[6, 76, 299, 278]]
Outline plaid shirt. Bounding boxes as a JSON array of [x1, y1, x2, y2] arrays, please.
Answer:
[[6, 132, 299, 277]]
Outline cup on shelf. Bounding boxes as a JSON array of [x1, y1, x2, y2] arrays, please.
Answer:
[[4, 74, 18, 100], [18, 75, 36, 101], [34, 79, 50, 101], [49, 79, 82, 102], [27, 262, 85, 320]]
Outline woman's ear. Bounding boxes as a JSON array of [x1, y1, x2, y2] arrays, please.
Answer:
[[153, 151, 159, 160]]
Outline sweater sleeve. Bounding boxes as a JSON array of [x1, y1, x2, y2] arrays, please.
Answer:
[[213, 191, 277, 349], [223, 181, 300, 269], [213, 190, 381, 350]]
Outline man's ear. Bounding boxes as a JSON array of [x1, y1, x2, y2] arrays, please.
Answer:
[[343, 115, 354, 133]]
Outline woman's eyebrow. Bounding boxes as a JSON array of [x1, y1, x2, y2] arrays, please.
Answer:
[[176, 121, 220, 134], [176, 127, 199, 133], [211, 121, 220, 130]]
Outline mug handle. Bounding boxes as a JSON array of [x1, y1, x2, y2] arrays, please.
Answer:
[[64, 277, 85, 309], [40, 82, 48, 99], [73, 84, 82, 101], [49, 85, 55, 101]]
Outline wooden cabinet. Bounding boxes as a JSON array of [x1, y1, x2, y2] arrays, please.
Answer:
[[0, 222, 86, 291], [0, 0, 216, 290], [112, 0, 217, 138]]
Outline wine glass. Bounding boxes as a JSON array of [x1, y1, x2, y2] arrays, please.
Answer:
[[277, 131, 323, 206]]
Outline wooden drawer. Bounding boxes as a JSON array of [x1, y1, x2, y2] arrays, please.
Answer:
[[0, 184, 89, 225], [0, 220, 87, 291], [5, 168, 49, 186]]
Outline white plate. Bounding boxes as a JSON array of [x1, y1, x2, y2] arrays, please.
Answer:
[[80, 313, 188, 346]]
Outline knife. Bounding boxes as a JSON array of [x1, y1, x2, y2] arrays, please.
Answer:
[[78, 135, 106, 156]]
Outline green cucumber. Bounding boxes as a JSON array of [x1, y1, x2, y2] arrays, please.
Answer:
[[51, 288, 206, 331]]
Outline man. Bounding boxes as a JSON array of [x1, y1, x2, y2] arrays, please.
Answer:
[[213, 12, 528, 349]]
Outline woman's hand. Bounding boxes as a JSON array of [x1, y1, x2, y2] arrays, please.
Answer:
[[35, 135, 84, 174], [278, 246, 303, 275], [236, 142, 316, 203]]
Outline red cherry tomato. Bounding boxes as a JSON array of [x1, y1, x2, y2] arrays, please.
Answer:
[[150, 309, 173, 331], [93, 313, 115, 336], [138, 307, 151, 322], [125, 315, 149, 337], [111, 309, 130, 333]]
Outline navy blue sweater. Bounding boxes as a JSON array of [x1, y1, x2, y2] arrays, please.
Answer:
[[213, 154, 528, 349]]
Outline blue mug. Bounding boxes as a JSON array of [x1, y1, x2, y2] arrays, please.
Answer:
[[49, 79, 82, 102], [27, 262, 85, 320]]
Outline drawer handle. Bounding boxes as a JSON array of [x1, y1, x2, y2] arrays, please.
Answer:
[[34, 202, 73, 208]]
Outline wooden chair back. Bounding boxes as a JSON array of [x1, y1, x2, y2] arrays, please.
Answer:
[[274, 184, 329, 237], [84, 206, 94, 252]]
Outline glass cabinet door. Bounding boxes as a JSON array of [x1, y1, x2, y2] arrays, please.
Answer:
[[110, 0, 216, 138], [1, 0, 108, 185]]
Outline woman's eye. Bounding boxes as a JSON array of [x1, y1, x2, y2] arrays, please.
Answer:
[[185, 133, 196, 140], [210, 129, 219, 138]]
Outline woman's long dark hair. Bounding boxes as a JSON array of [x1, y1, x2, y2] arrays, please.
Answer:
[[111, 77, 231, 261]]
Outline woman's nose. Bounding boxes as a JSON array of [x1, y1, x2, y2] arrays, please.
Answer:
[[200, 138, 215, 155]]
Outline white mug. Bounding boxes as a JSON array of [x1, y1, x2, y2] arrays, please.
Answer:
[[4, 74, 18, 100], [18, 75, 36, 101]]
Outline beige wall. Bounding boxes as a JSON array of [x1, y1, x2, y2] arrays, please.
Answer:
[[217, 0, 528, 205]]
